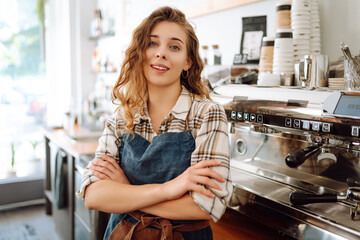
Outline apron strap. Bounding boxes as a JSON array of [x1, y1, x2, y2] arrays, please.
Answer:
[[109, 211, 209, 240], [131, 211, 175, 240]]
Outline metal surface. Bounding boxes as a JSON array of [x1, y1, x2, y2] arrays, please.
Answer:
[[228, 123, 360, 239], [229, 169, 356, 240], [214, 86, 360, 240]]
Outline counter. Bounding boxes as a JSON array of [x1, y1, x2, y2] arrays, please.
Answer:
[[43, 125, 107, 240], [42, 125, 99, 158]]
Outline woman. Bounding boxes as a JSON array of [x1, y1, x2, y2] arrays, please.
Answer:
[[76, 6, 232, 240]]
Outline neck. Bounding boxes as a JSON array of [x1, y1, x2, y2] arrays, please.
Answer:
[[147, 83, 182, 132], [148, 83, 182, 114]]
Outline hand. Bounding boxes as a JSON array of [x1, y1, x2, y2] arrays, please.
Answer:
[[90, 154, 130, 184], [162, 160, 225, 200]]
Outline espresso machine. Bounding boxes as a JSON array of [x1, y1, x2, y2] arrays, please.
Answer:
[[212, 85, 360, 240]]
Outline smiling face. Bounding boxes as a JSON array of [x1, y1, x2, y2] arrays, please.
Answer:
[[143, 21, 192, 89]]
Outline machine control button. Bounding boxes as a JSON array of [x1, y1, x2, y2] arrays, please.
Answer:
[[302, 120, 310, 130], [312, 122, 321, 131], [293, 119, 301, 129], [257, 114, 263, 123], [322, 123, 331, 133], [231, 111, 236, 119], [285, 118, 292, 127], [237, 112, 242, 120], [351, 126, 359, 137], [250, 113, 256, 122], [243, 113, 249, 121]]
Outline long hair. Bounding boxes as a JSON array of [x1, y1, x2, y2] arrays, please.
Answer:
[[112, 6, 209, 134]]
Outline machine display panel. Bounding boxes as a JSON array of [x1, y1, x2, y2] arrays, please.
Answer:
[[333, 94, 360, 117]]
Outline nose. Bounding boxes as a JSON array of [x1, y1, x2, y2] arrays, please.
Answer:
[[156, 48, 167, 60]]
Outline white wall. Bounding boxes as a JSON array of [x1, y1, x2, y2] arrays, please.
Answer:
[[189, 0, 360, 65], [44, 0, 73, 127], [190, 0, 277, 65], [319, 0, 360, 59], [74, 0, 98, 115], [115, 0, 360, 65]]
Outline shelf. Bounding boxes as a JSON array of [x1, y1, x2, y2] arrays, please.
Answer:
[[45, 190, 54, 203], [0, 159, 45, 182]]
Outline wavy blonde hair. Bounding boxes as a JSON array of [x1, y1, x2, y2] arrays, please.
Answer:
[[112, 6, 209, 134]]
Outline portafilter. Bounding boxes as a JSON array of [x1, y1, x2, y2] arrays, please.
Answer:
[[290, 187, 360, 221]]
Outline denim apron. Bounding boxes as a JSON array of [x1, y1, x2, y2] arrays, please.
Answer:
[[103, 116, 213, 240]]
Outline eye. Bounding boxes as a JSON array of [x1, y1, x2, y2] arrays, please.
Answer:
[[149, 41, 157, 47], [170, 46, 180, 51]]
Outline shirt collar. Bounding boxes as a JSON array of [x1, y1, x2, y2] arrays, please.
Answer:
[[171, 86, 193, 121], [133, 86, 192, 124]]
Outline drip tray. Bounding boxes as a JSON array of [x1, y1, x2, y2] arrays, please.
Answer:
[[230, 165, 360, 239], [231, 159, 347, 194]]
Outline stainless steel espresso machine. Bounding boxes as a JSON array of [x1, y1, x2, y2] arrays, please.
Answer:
[[212, 85, 360, 240]]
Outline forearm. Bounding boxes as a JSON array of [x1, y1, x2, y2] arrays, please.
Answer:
[[140, 194, 211, 220], [84, 180, 167, 213]]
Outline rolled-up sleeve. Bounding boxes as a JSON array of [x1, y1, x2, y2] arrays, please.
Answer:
[[190, 102, 233, 222], [75, 113, 121, 200]]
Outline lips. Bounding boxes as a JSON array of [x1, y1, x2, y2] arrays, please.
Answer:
[[151, 64, 169, 72]]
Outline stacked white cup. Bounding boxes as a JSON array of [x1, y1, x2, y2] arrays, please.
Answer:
[[273, 28, 294, 75], [291, 0, 311, 63], [310, 0, 321, 55]]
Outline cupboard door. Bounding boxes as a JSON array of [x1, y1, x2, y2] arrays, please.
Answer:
[[74, 214, 91, 240], [74, 170, 91, 227], [210, 208, 283, 240]]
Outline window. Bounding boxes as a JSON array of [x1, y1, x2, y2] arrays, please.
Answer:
[[0, 0, 46, 179]]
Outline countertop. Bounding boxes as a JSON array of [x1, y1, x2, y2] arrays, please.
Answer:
[[42, 125, 99, 159]]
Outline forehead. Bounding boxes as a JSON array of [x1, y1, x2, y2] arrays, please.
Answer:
[[150, 21, 188, 42]]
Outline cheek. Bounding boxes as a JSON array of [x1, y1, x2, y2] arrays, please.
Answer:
[[178, 55, 190, 68], [144, 49, 152, 62], [145, 47, 155, 59]]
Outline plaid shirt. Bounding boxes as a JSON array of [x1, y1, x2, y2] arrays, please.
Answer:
[[76, 86, 233, 222]]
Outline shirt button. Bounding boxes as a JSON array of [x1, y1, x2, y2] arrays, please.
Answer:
[[160, 125, 166, 131]]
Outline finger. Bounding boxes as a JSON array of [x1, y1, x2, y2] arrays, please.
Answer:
[[90, 165, 114, 179], [192, 185, 215, 198], [194, 168, 225, 183], [194, 160, 221, 169], [93, 159, 118, 174], [100, 154, 121, 170], [90, 158, 102, 166], [92, 169, 110, 180], [192, 176, 222, 191], [91, 158, 109, 168]]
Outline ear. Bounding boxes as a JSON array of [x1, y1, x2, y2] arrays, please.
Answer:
[[184, 57, 193, 71]]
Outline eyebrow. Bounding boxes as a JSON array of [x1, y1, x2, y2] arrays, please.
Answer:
[[150, 35, 184, 45]]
